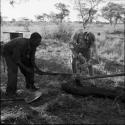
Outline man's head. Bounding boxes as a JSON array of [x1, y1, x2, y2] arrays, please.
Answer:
[[30, 32, 42, 48]]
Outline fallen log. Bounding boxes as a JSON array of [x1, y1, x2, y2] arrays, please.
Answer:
[[61, 81, 125, 102]]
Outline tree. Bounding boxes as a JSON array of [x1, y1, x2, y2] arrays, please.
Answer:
[[101, 2, 125, 26], [11, 18, 16, 22], [35, 13, 51, 22], [45, 14, 51, 22], [74, 0, 103, 29], [8, 0, 30, 7], [35, 15, 44, 22], [101, 5, 113, 25], [42, 13, 51, 22], [9, 0, 15, 7], [54, 2, 70, 23], [49, 12, 58, 23]]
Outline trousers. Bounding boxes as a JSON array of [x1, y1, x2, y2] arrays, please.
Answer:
[[72, 52, 93, 76], [4, 55, 34, 95]]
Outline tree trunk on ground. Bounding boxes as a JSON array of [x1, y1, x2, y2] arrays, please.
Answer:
[[61, 81, 125, 102]]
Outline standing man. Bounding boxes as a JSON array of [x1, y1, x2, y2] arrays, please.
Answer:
[[70, 29, 99, 86], [3, 32, 43, 96]]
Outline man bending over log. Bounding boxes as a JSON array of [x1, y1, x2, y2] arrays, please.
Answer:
[[70, 29, 99, 86], [3, 32, 43, 97]]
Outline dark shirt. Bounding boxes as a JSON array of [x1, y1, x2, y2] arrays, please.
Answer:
[[3, 37, 36, 66]]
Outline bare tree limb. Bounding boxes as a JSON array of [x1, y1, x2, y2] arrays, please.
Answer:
[[74, 0, 103, 28]]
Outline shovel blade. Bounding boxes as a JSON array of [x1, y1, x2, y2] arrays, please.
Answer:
[[24, 91, 42, 103]]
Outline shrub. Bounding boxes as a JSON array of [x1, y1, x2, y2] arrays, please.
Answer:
[[43, 23, 74, 43], [53, 23, 73, 42]]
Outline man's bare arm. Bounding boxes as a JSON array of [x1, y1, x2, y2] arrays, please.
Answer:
[[30, 50, 44, 74]]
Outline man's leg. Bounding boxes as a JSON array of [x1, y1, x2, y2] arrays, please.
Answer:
[[88, 65, 93, 76], [25, 67, 35, 89], [72, 56, 77, 73], [19, 66, 37, 91], [72, 56, 82, 86], [88, 65, 96, 86], [5, 56, 18, 95]]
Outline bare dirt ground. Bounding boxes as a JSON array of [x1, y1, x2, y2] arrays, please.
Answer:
[[1, 39, 125, 124]]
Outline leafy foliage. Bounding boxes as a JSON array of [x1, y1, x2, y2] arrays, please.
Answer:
[[55, 2, 70, 23], [101, 2, 125, 25], [74, 0, 103, 28]]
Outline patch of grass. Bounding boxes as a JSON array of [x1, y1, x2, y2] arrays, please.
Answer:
[[46, 94, 82, 113]]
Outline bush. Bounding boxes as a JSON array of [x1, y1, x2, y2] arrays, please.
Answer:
[[53, 23, 73, 42], [43, 23, 74, 43], [109, 30, 124, 35]]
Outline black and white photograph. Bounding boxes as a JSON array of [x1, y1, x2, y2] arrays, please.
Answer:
[[0, 0, 125, 124]]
